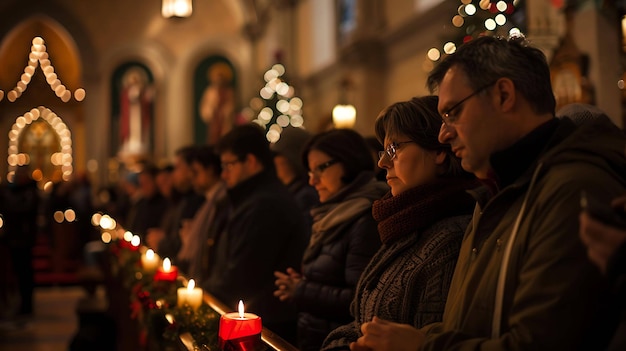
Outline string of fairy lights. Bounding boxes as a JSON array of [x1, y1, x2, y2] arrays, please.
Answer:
[[5, 37, 80, 184], [426, 0, 523, 63]]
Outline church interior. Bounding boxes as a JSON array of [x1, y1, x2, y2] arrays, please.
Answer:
[[0, 0, 625, 350]]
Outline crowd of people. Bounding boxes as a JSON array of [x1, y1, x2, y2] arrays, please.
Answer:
[[1, 34, 625, 351]]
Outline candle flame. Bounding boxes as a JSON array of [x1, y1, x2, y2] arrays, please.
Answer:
[[165, 313, 175, 324], [163, 258, 171, 272], [238, 300, 245, 318], [187, 279, 195, 291], [146, 249, 154, 259]]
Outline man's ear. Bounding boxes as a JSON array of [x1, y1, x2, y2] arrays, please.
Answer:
[[495, 77, 516, 112]]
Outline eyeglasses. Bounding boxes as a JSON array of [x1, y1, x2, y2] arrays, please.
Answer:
[[308, 159, 339, 178], [220, 159, 241, 170], [441, 81, 497, 126], [378, 141, 413, 161]]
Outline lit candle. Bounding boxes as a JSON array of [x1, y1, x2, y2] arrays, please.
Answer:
[[177, 279, 203, 310], [218, 300, 262, 351], [130, 235, 141, 251], [141, 249, 160, 273], [154, 257, 178, 282]]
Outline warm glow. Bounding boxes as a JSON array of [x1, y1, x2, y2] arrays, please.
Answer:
[[94, 213, 104, 227], [443, 42, 457, 55], [188, 279, 196, 290], [101, 232, 112, 243], [238, 300, 245, 318], [332, 104, 356, 129], [54, 211, 64, 223], [465, 4, 476, 15], [74, 88, 86, 101], [123, 231, 133, 242], [146, 249, 155, 260], [496, 1, 508, 12], [162, 0, 193, 18], [64, 209, 76, 222], [495, 14, 507, 26], [131, 235, 140, 247], [163, 258, 172, 272]]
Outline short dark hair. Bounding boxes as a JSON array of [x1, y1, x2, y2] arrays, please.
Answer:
[[302, 129, 373, 184], [374, 96, 471, 179], [217, 124, 274, 169], [427, 35, 556, 116], [191, 145, 222, 176], [175, 145, 198, 166]]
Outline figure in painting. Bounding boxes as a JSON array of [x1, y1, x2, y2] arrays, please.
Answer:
[[119, 66, 153, 156], [199, 62, 235, 145]]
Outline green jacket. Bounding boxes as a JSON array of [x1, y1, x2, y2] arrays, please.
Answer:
[[421, 116, 626, 351]]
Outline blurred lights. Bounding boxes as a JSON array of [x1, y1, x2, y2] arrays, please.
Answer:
[[427, 48, 441, 61], [7, 106, 73, 182], [332, 104, 357, 129], [496, 1, 508, 12], [161, 0, 192, 18], [452, 15, 464, 27], [443, 42, 457, 55], [253, 64, 307, 143], [485, 18, 497, 31], [53, 208, 77, 223], [101, 232, 112, 244], [6, 37, 86, 104], [465, 4, 476, 16], [495, 14, 507, 26]]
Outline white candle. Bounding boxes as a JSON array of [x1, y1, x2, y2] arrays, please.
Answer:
[[177, 279, 203, 310], [141, 249, 160, 273]]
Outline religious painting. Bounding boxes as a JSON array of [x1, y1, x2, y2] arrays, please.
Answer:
[[111, 62, 154, 159], [193, 56, 237, 145]]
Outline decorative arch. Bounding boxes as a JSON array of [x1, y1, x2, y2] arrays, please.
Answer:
[[7, 106, 73, 184]]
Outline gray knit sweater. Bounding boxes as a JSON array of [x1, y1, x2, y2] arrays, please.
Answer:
[[321, 214, 470, 350]]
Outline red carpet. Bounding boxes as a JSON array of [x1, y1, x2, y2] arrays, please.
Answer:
[[32, 232, 80, 286]]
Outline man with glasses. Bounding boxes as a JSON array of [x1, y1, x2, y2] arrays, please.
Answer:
[[204, 124, 307, 343], [353, 35, 626, 351]]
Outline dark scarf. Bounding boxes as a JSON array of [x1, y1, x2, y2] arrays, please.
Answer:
[[303, 172, 388, 264], [372, 178, 478, 244]]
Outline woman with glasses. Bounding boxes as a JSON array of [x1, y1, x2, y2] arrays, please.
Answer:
[[274, 128, 388, 351], [321, 96, 478, 351]]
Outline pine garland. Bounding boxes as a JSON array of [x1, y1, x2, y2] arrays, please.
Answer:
[[107, 238, 220, 349]]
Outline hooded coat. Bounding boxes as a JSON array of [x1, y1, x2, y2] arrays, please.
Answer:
[[421, 116, 626, 350]]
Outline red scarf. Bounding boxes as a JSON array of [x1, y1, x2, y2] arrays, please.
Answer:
[[372, 178, 478, 244]]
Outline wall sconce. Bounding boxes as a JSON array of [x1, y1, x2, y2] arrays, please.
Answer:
[[332, 104, 356, 129], [162, 0, 193, 18], [332, 78, 356, 129]]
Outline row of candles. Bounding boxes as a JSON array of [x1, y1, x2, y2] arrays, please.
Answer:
[[107, 222, 262, 349]]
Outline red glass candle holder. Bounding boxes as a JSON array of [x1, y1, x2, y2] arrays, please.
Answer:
[[218, 312, 262, 351], [153, 265, 178, 282]]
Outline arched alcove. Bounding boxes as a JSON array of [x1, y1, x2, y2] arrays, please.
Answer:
[[0, 15, 83, 183], [8, 106, 73, 184]]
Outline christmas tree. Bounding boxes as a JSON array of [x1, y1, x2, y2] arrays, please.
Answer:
[[250, 64, 305, 143]]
